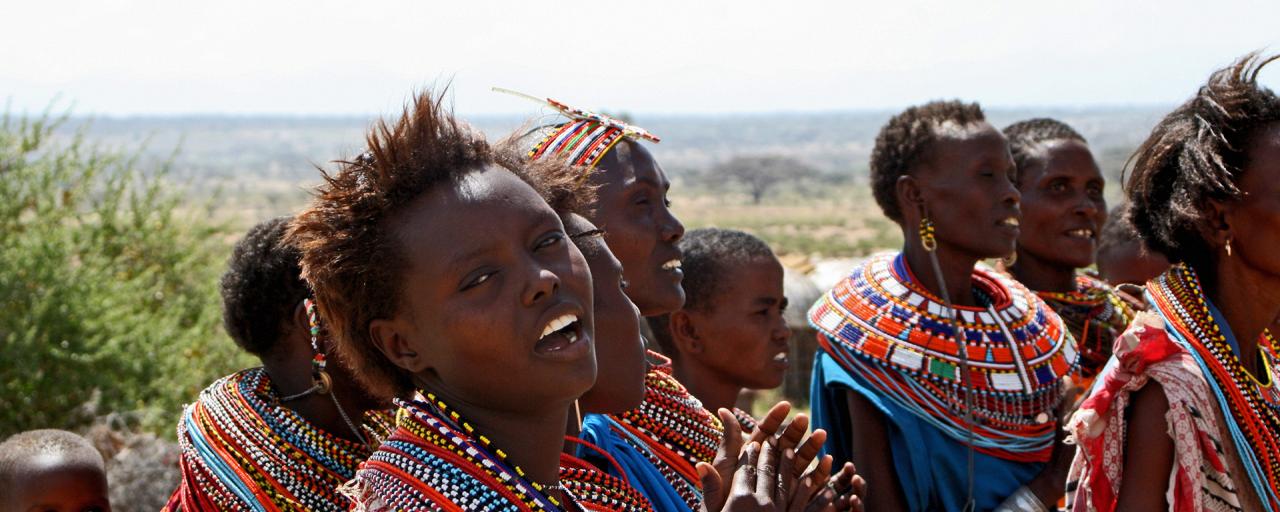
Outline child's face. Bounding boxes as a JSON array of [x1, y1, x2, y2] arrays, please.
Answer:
[[8, 456, 110, 512], [686, 257, 792, 389]]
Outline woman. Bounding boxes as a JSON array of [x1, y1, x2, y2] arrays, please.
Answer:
[[165, 217, 392, 511], [1068, 53, 1280, 511], [1001, 118, 1136, 390], [809, 100, 1079, 511]]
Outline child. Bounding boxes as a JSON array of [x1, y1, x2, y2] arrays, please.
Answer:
[[647, 228, 791, 432], [0, 429, 111, 512]]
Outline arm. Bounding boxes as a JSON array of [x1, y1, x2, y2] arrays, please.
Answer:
[[1115, 382, 1174, 510], [843, 389, 908, 512]]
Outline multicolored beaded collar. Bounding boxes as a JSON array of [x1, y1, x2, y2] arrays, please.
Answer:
[[809, 252, 1078, 461], [561, 437, 656, 512], [166, 368, 393, 511], [612, 351, 723, 510], [1034, 273, 1134, 383], [1148, 264, 1280, 509], [351, 392, 573, 511], [494, 88, 660, 171]]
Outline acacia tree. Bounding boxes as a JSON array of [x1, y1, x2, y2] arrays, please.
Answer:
[[710, 155, 818, 204]]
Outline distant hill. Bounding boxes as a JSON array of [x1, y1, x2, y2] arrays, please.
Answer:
[[56, 106, 1171, 187]]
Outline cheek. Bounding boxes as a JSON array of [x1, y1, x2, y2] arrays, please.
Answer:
[[602, 219, 654, 274]]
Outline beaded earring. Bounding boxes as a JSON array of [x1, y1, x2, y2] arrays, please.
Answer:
[[919, 216, 937, 252], [305, 297, 333, 395], [1226, 238, 1234, 257]]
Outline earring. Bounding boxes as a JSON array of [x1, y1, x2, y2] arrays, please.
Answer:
[[919, 216, 937, 252], [1226, 238, 1233, 257], [305, 298, 332, 395]]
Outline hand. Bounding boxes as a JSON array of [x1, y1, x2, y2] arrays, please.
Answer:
[[709, 402, 794, 511], [699, 441, 788, 511]]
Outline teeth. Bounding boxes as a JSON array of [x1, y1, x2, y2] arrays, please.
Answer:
[[662, 259, 682, 270], [773, 353, 788, 362], [1067, 229, 1095, 238], [539, 313, 578, 339], [1000, 217, 1020, 227]]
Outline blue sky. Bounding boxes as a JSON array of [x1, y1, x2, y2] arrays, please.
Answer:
[[5, 0, 1278, 116]]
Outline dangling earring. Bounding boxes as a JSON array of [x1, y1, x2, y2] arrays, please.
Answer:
[[1225, 238, 1233, 257], [919, 216, 937, 252], [280, 298, 332, 401]]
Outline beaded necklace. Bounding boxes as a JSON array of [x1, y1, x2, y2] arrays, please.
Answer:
[[354, 392, 577, 511], [560, 437, 656, 512], [612, 352, 723, 509], [809, 252, 1078, 461], [1035, 274, 1134, 382], [169, 368, 393, 511], [1147, 265, 1280, 509]]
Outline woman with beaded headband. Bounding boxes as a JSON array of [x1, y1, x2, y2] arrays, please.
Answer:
[[164, 217, 393, 511], [1066, 53, 1280, 511], [808, 100, 1081, 511], [999, 118, 1137, 392], [494, 97, 865, 512]]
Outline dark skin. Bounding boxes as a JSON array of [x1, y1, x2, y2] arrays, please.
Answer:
[[589, 140, 686, 317], [846, 122, 1073, 510], [1097, 241, 1169, 287], [563, 212, 648, 417], [7, 457, 111, 512], [259, 303, 384, 443], [1009, 139, 1108, 293], [368, 168, 598, 489], [1118, 121, 1280, 508], [671, 257, 792, 413]]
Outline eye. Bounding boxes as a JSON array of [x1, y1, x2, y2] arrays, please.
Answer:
[[461, 271, 495, 291], [535, 231, 565, 251]]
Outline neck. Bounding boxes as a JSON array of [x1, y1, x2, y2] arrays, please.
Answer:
[[1205, 260, 1280, 376], [901, 236, 981, 307], [426, 384, 570, 486], [673, 359, 741, 415], [262, 349, 374, 444], [1009, 249, 1078, 293]]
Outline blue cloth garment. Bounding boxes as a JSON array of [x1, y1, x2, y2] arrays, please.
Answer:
[[577, 413, 693, 512]]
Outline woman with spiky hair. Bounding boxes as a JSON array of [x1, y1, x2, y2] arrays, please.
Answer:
[[1068, 53, 1280, 511], [1000, 118, 1135, 391], [808, 100, 1080, 511], [287, 89, 646, 511]]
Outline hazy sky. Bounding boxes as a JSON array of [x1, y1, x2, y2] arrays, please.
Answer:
[[5, 0, 1278, 117]]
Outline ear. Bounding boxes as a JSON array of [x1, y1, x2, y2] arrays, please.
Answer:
[[369, 317, 430, 374], [896, 174, 927, 218], [1202, 198, 1234, 249], [669, 310, 704, 355], [292, 300, 310, 338]]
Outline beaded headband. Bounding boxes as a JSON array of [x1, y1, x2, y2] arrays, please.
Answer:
[[493, 87, 660, 171]]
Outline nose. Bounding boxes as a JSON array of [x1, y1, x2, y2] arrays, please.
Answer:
[[1075, 195, 1103, 219], [1001, 177, 1021, 210], [774, 317, 792, 344], [523, 263, 561, 307], [658, 205, 685, 243]]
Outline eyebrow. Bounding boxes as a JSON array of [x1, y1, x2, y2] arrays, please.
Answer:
[[754, 297, 781, 307], [632, 174, 670, 191]]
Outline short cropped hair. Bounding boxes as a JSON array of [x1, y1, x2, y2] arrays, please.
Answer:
[[870, 100, 986, 222], [1126, 52, 1280, 271], [287, 90, 589, 400], [647, 228, 777, 357], [1002, 118, 1087, 185], [220, 217, 308, 356], [0, 429, 104, 492]]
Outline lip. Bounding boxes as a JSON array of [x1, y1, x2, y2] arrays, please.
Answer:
[[1063, 227, 1097, 240], [656, 247, 684, 279], [532, 302, 592, 362], [770, 352, 790, 371]]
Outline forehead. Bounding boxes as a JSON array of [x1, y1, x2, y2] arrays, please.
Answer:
[[717, 257, 785, 296], [925, 122, 1008, 168], [1028, 139, 1102, 180], [593, 140, 668, 189], [394, 168, 555, 261]]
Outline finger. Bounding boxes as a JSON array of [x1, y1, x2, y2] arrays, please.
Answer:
[[793, 475, 829, 512], [696, 462, 725, 512], [755, 440, 779, 500], [793, 429, 828, 476], [734, 441, 761, 494], [777, 447, 797, 504], [713, 408, 745, 506], [776, 413, 810, 451], [750, 401, 792, 443]]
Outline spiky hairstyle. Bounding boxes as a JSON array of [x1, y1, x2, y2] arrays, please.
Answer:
[[870, 100, 986, 222], [1002, 118, 1087, 185], [647, 228, 777, 358], [220, 216, 308, 356], [1126, 52, 1280, 271], [287, 90, 591, 400]]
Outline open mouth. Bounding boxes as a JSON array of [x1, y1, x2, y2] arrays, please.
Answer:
[[1065, 228, 1095, 239], [998, 217, 1020, 228], [661, 259, 682, 271], [535, 313, 582, 354], [772, 352, 790, 367]]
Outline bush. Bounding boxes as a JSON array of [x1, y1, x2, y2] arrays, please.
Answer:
[[0, 107, 254, 438]]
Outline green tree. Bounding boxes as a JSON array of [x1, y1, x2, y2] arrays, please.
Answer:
[[709, 155, 819, 204], [0, 107, 253, 438]]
